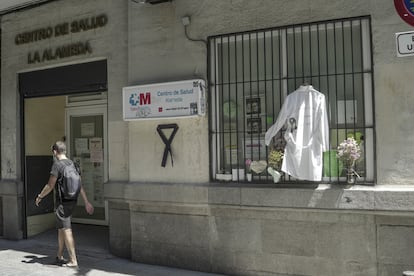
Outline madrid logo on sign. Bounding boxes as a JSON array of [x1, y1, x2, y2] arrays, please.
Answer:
[[129, 92, 151, 106]]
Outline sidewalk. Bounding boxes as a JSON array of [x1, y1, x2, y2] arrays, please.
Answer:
[[0, 224, 226, 276]]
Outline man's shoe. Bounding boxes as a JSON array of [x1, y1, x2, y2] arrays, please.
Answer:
[[62, 262, 78, 268], [55, 256, 68, 265]]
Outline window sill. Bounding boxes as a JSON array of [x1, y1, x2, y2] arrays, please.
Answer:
[[105, 181, 414, 214], [208, 182, 414, 213]]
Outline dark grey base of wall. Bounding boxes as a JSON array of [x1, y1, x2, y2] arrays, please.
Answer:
[[0, 197, 2, 236], [118, 207, 414, 275], [0, 180, 24, 240], [105, 182, 414, 276], [108, 201, 131, 259]]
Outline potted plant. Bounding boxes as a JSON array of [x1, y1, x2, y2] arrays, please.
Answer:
[[337, 137, 361, 184], [267, 149, 284, 183], [245, 159, 252, 182]]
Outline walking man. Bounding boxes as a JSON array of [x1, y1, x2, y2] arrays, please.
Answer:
[[35, 141, 94, 267]]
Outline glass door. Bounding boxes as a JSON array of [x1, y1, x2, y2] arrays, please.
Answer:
[[65, 105, 108, 225]]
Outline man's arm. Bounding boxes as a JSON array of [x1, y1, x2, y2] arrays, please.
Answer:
[[35, 175, 57, 206], [76, 163, 94, 215], [80, 186, 94, 215]]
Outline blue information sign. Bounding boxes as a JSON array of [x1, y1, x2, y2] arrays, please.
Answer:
[[395, 0, 414, 26], [404, 0, 414, 15]]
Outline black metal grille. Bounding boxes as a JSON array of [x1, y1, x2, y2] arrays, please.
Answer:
[[208, 16, 375, 184]]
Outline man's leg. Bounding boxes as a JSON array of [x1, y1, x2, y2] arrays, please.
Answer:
[[57, 229, 65, 259], [56, 205, 68, 263], [62, 228, 78, 266]]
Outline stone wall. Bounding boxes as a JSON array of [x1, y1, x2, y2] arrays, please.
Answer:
[[108, 201, 131, 259], [105, 182, 414, 275], [0, 197, 2, 236], [0, 180, 23, 240]]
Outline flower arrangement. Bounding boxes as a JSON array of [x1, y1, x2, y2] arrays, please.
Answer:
[[268, 149, 284, 170], [245, 158, 252, 172], [337, 137, 361, 171]]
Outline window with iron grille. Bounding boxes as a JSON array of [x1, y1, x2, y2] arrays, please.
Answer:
[[208, 16, 375, 184]]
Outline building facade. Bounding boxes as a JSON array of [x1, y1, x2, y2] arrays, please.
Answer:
[[1, 0, 414, 275]]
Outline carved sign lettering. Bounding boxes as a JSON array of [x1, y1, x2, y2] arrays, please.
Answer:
[[14, 14, 108, 64]]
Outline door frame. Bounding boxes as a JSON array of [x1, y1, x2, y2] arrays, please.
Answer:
[[19, 59, 108, 238], [65, 104, 108, 225]]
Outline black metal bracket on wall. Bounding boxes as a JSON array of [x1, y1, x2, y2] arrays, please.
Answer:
[[157, 123, 179, 167]]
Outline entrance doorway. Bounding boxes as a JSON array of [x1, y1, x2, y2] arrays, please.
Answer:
[[24, 93, 108, 237], [19, 59, 108, 238]]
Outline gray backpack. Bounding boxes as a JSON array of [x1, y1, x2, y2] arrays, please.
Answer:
[[59, 162, 81, 200]]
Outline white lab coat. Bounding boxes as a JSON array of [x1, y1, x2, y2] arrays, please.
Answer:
[[265, 85, 329, 181]]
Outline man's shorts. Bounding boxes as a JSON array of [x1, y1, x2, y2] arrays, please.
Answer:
[[55, 201, 77, 229]]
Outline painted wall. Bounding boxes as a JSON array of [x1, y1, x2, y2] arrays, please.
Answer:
[[127, 1, 209, 183], [24, 96, 65, 155], [24, 96, 65, 237], [126, 0, 414, 185]]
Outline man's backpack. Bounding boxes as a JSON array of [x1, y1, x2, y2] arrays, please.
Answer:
[[59, 162, 81, 201]]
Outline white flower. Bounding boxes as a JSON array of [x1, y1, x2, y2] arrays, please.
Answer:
[[337, 137, 361, 168]]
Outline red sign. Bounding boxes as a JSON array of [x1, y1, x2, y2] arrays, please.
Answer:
[[394, 0, 414, 26]]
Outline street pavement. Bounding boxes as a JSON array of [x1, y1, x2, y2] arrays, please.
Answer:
[[0, 224, 226, 276]]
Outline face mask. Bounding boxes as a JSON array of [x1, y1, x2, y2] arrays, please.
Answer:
[[52, 155, 58, 163]]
